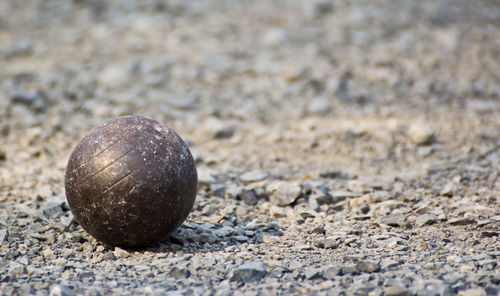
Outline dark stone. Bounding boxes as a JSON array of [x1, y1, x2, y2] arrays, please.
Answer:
[[65, 116, 197, 248], [319, 170, 349, 179], [10, 90, 49, 113], [485, 286, 500, 296], [237, 189, 259, 205], [377, 213, 405, 227], [168, 234, 185, 245], [230, 261, 267, 283], [1, 125, 9, 137], [214, 126, 235, 139], [310, 225, 326, 234], [169, 267, 191, 279], [212, 186, 226, 198]]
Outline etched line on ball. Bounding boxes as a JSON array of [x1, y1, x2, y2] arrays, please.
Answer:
[[69, 130, 137, 174], [79, 143, 139, 184], [101, 170, 136, 195]]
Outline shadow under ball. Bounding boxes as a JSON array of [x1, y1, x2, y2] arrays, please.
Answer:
[[65, 116, 197, 248]]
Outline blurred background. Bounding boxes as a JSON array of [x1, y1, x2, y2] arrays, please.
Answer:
[[0, 0, 499, 197]]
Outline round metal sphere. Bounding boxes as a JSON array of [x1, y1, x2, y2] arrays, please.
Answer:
[[64, 116, 197, 248]]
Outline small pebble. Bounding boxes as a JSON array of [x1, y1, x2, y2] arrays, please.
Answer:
[[267, 181, 302, 206], [197, 170, 216, 185], [0, 229, 9, 245], [415, 214, 437, 227], [440, 182, 455, 197], [322, 265, 341, 279], [356, 260, 380, 273], [319, 170, 348, 179], [341, 264, 359, 275], [113, 247, 130, 258], [304, 267, 323, 280], [239, 170, 268, 182], [169, 267, 191, 279], [408, 123, 435, 145], [448, 217, 476, 226], [238, 189, 259, 206], [230, 261, 267, 283], [377, 213, 406, 227], [313, 237, 338, 249], [310, 225, 326, 235]]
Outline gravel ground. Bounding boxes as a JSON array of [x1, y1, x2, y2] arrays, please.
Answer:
[[1, 1, 499, 295]]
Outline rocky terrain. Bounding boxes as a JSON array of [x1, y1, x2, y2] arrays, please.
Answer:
[[0, 0, 499, 295]]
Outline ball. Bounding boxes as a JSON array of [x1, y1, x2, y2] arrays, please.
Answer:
[[64, 116, 197, 248]]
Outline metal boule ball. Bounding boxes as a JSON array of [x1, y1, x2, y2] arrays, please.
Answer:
[[64, 115, 197, 248]]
